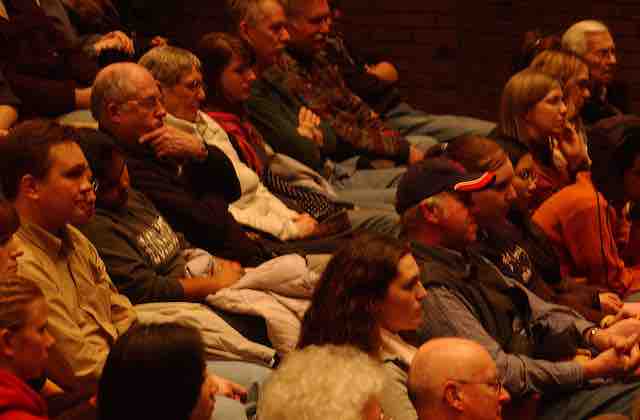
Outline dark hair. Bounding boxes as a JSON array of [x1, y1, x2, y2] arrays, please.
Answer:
[[426, 135, 507, 173], [98, 323, 207, 420], [0, 119, 77, 200], [298, 233, 411, 354], [0, 201, 19, 245], [591, 122, 640, 205], [512, 29, 561, 73], [196, 32, 255, 108], [74, 128, 119, 183]]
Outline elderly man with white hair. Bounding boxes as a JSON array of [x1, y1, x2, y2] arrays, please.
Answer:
[[562, 20, 630, 124]]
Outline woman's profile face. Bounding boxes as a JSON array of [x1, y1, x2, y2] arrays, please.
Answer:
[[524, 88, 567, 140], [564, 65, 591, 120], [0, 234, 22, 277], [512, 153, 537, 213], [8, 297, 54, 380], [219, 53, 257, 105], [376, 254, 426, 333]]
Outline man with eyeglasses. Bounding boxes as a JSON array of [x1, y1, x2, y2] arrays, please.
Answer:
[[409, 338, 510, 420], [562, 20, 630, 125], [396, 158, 640, 420], [91, 62, 272, 268], [0, 119, 136, 393]]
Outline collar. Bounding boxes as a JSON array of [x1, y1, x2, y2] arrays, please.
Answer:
[[19, 222, 74, 258], [410, 240, 469, 267]]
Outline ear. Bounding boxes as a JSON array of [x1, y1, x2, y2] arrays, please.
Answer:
[[0, 329, 16, 359], [107, 101, 123, 124], [19, 174, 40, 201], [419, 201, 440, 224], [443, 381, 465, 412]]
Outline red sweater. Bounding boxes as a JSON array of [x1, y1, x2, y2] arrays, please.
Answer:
[[0, 369, 48, 420], [533, 172, 640, 296]]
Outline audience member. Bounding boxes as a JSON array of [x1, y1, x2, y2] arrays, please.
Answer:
[[0, 71, 20, 134], [91, 62, 271, 266], [396, 157, 640, 420], [298, 233, 426, 420], [562, 20, 629, 125], [140, 43, 326, 241], [408, 337, 511, 420], [533, 118, 640, 298], [493, 69, 590, 211], [98, 323, 220, 420], [0, 119, 136, 393], [250, 0, 425, 168], [258, 344, 387, 420], [0, 276, 54, 420], [432, 135, 616, 322], [74, 129, 246, 303]]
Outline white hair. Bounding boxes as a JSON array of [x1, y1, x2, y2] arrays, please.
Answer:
[[562, 20, 610, 56], [258, 345, 386, 420]]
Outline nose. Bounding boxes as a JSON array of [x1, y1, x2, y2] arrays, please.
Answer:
[[415, 282, 427, 301], [498, 387, 511, 404], [247, 69, 257, 83], [527, 177, 537, 192], [320, 17, 330, 34], [155, 102, 167, 119], [280, 27, 290, 43], [196, 86, 206, 101], [607, 50, 617, 66], [506, 184, 517, 203], [559, 100, 567, 117], [583, 86, 591, 99]]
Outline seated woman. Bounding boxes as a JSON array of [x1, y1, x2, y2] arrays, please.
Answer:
[[98, 322, 258, 420], [429, 135, 618, 323], [0, 275, 55, 420], [298, 233, 426, 420], [258, 344, 386, 420], [533, 118, 640, 299], [138, 44, 324, 241], [491, 69, 590, 212]]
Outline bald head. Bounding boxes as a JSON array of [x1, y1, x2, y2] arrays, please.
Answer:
[[91, 63, 155, 125], [410, 338, 493, 400]]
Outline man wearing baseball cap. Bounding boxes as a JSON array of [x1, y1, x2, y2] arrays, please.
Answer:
[[398, 158, 640, 420]]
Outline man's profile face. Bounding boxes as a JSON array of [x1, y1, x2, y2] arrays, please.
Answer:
[[470, 159, 516, 227], [583, 31, 617, 86], [287, 0, 331, 56], [114, 72, 166, 144], [34, 141, 96, 228], [460, 360, 510, 420], [243, 0, 290, 66]]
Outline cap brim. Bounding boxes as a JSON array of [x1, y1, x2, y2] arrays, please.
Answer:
[[452, 171, 495, 192]]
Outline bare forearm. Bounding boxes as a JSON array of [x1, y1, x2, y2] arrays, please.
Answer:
[[178, 276, 229, 301]]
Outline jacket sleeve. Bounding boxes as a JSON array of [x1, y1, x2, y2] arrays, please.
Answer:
[[420, 286, 584, 397]]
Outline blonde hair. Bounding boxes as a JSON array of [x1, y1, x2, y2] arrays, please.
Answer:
[[0, 276, 44, 330], [499, 69, 560, 141], [529, 49, 588, 89]]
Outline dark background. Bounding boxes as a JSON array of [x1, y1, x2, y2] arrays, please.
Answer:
[[340, 0, 640, 122]]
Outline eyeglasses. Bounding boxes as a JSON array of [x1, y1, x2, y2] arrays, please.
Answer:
[[126, 94, 164, 111], [516, 168, 537, 183], [450, 378, 504, 395], [90, 178, 100, 194]]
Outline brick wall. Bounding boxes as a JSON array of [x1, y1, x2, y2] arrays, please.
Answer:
[[341, 1, 640, 121]]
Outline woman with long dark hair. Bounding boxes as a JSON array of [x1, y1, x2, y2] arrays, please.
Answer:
[[298, 233, 426, 420]]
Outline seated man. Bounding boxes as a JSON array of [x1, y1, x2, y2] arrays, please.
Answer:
[[562, 20, 629, 125], [91, 62, 271, 267], [0, 119, 272, 419], [395, 158, 640, 420], [325, 0, 495, 145], [258, 344, 387, 420], [408, 337, 511, 420], [0, 119, 135, 393]]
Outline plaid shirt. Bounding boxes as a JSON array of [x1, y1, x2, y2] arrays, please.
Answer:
[[263, 49, 410, 163]]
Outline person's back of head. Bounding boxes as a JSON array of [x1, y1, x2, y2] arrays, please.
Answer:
[[258, 344, 386, 420], [98, 322, 211, 420], [409, 338, 510, 420]]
